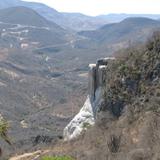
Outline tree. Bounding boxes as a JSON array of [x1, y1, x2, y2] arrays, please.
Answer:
[[0, 115, 11, 156]]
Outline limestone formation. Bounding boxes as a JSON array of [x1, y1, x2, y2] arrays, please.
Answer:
[[88, 64, 96, 99], [63, 57, 115, 141]]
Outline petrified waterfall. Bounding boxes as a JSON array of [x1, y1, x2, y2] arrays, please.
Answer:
[[63, 57, 115, 140]]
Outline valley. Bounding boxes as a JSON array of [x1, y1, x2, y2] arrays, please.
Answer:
[[0, 6, 112, 157], [0, 0, 160, 159]]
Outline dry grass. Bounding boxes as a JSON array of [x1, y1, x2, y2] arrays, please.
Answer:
[[8, 31, 160, 160], [43, 31, 160, 160]]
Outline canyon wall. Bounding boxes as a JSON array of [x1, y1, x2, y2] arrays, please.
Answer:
[[63, 57, 115, 140]]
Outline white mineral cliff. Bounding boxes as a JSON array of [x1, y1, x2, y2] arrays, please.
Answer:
[[63, 57, 115, 141]]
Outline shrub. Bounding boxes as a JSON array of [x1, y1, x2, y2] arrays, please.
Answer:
[[0, 117, 10, 145], [82, 122, 91, 129], [102, 31, 160, 118], [0, 116, 11, 157], [107, 135, 121, 153]]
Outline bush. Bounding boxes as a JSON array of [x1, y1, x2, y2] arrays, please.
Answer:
[[0, 116, 11, 157], [41, 156, 74, 160], [107, 135, 121, 153], [0, 117, 10, 145], [102, 31, 160, 118]]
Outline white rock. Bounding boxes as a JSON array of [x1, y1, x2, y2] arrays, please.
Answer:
[[63, 96, 94, 141], [63, 57, 115, 140]]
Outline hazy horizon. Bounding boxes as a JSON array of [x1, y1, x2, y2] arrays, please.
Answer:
[[22, 0, 160, 16]]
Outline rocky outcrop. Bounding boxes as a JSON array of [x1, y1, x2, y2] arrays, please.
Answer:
[[63, 57, 115, 141]]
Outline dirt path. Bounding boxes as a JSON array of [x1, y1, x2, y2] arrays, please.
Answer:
[[9, 150, 50, 160]]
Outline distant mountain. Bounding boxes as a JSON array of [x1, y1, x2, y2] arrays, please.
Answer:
[[21, 2, 108, 31], [98, 13, 160, 23], [1, 0, 160, 31], [79, 17, 160, 46], [0, 0, 108, 31], [0, 6, 59, 28], [18, 3, 160, 31], [20, 2, 108, 31], [60, 12, 109, 31], [22, 3, 108, 31], [0, 7, 67, 47]]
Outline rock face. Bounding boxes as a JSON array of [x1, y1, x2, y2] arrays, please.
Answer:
[[63, 57, 115, 140]]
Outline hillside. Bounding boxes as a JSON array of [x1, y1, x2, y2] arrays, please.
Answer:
[[0, 2, 160, 160], [25, 31, 160, 160], [0, 6, 85, 158], [22, 3, 109, 31], [58, 12, 109, 31], [98, 13, 160, 23], [0, 6, 68, 48], [0, 0, 109, 31], [7, 30, 160, 160], [79, 17, 160, 47], [1, 0, 160, 31], [0, 6, 61, 28]]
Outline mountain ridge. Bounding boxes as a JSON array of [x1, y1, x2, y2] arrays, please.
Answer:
[[1, 0, 160, 31], [0, 6, 61, 28], [78, 17, 160, 47], [0, 6, 68, 48], [0, 0, 109, 31]]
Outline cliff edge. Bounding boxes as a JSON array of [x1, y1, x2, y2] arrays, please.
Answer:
[[61, 32, 160, 160], [63, 57, 115, 140]]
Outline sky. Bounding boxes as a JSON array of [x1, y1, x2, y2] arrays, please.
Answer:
[[23, 0, 160, 16]]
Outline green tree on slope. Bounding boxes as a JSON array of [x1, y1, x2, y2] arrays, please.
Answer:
[[0, 115, 11, 156]]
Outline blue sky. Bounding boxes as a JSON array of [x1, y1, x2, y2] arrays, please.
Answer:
[[23, 0, 160, 16]]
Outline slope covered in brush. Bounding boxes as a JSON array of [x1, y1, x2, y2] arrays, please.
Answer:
[[102, 31, 160, 118], [46, 32, 160, 160], [79, 17, 160, 45]]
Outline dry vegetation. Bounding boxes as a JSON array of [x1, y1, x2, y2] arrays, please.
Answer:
[[38, 31, 160, 160], [0, 115, 11, 157]]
